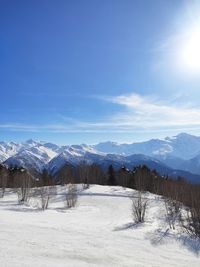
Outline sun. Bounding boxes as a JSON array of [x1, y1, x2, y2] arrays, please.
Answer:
[[178, 27, 200, 75]]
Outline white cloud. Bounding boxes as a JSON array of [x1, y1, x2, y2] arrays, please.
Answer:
[[2, 93, 200, 134]]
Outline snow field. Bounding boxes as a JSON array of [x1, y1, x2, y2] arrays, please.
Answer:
[[0, 185, 199, 267]]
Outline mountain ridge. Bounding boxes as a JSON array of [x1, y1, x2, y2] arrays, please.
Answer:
[[1, 133, 200, 183]]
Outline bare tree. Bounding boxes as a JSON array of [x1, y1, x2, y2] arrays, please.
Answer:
[[89, 164, 106, 185], [181, 187, 200, 238], [182, 207, 200, 238], [77, 163, 90, 189], [57, 165, 75, 185], [107, 164, 116, 186], [65, 183, 78, 209], [15, 168, 32, 204], [0, 165, 8, 198], [132, 165, 154, 192], [117, 166, 130, 188], [131, 191, 148, 223]]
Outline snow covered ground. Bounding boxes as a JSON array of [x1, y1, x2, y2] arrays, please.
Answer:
[[0, 185, 199, 267]]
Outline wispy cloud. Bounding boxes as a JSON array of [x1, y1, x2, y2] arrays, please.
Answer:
[[2, 93, 200, 134], [104, 93, 200, 129]]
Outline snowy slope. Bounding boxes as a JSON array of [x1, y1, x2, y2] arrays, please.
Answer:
[[0, 185, 199, 267], [0, 141, 22, 162], [179, 154, 200, 175], [3, 141, 104, 173], [48, 145, 105, 175], [0, 140, 51, 162]]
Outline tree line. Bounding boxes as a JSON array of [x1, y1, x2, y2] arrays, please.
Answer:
[[0, 163, 200, 237]]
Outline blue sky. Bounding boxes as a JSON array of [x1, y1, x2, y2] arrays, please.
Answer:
[[1, 0, 200, 144]]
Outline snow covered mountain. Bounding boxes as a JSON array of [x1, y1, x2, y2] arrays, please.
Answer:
[[48, 145, 105, 175], [93, 133, 200, 177], [1, 133, 200, 182], [4, 145, 57, 173], [93, 133, 200, 160], [47, 151, 200, 183]]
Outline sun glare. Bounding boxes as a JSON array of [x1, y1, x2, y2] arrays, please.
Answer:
[[178, 26, 200, 75]]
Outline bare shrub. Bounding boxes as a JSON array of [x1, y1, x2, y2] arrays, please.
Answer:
[[65, 183, 78, 209], [37, 186, 50, 210], [31, 169, 57, 210], [31, 185, 57, 211], [164, 198, 182, 230], [131, 191, 148, 223]]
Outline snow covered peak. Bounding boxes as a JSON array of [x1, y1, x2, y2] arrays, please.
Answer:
[[24, 139, 42, 147], [175, 132, 196, 138], [43, 142, 60, 152], [165, 132, 199, 142]]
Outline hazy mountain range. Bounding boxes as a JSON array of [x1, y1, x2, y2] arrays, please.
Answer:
[[1, 133, 200, 183]]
